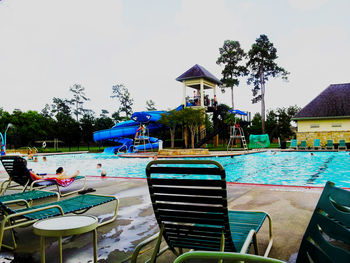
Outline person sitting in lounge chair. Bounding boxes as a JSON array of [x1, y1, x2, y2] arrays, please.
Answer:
[[30, 167, 79, 180], [55, 167, 79, 179]]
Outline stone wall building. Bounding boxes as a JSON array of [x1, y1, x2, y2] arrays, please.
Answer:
[[293, 83, 350, 147]]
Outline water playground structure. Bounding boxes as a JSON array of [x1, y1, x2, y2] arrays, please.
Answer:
[[93, 64, 264, 153], [93, 107, 182, 154]]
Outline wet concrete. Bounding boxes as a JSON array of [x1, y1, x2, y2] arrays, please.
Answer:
[[0, 173, 323, 263]]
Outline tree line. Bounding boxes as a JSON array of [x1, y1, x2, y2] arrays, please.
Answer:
[[0, 84, 142, 149]]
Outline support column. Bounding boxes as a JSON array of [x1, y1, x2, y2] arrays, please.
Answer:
[[182, 83, 186, 106], [200, 79, 204, 107]]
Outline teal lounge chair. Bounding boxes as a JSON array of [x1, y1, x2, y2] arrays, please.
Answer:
[[312, 139, 321, 150], [0, 193, 119, 250], [289, 139, 297, 149], [325, 139, 334, 150], [296, 181, 350, 262], [131, 160, 273, 263], [0, 189, 58, 204], [0, 156, 86, 197], [338, 139, 347, 150], [298, 140, 307, 150], [173, 181, 350, 263]]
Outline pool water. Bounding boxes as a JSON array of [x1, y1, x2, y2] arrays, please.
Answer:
[[2, 151, 350, 188]]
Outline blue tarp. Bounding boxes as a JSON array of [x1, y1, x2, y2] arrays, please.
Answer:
[[229, 109, 247, 116]]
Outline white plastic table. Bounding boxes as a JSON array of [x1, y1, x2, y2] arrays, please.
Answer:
[[33, 215, 98, 263]]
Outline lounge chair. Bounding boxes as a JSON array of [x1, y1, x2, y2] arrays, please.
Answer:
[[0, 193, 119, 250], [0, 156, 86, 197], [312, 139, 321, 150], [298, 140, 307, 150], [131, 160, 273, 263], [296, 181, 350, 262], [289, 139, 297, 149], [173, 181, 350, 263], [0, 189, 58, 204], [338, 139, 347, 150], [325, 139, 334, 150]]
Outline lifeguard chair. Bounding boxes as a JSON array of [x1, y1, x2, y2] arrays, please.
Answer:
[[133, 124, 152, 151], [227, 109, 249, 151], [227, 123, 248, 151]]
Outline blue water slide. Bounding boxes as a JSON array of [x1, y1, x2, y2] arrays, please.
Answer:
[[103, 138, 134, 154], [93, 122, 162, 143], [93, 110, 169, 153]]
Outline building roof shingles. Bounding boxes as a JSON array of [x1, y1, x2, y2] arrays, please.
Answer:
[[176, 64, 222, 85], [294, 83, 350, 119]]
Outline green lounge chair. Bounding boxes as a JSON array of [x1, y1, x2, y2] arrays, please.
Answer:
[[173, 181, 350, 263], [131, 160, 273, 263], [325, 140, 334, 150], [312, 139, 321, 150], [289, 139, 297, 149], [338, 139, 347, 150], [0, 189, 58, 204], [0, 156, 86, 197], [296, 181, 350, 262], [0, 193, 119, 250], [298, 140, 307, 150]]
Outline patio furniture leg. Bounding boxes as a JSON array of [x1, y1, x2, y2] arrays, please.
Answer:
[[93, 229, 97, 263], [40, 236, 45, 263], [59, 236, 63, 263]]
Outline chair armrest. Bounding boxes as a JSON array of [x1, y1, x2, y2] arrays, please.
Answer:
[[5, 204, 65, 220], [3, 199, 31, 208], [229, 210, 273, 257], [95, 194, 119, 228], [29, 179, 54, 190], [130, 232, 160, 263]]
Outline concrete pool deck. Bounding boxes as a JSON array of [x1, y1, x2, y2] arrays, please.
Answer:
[[0, 171, 325, 263]]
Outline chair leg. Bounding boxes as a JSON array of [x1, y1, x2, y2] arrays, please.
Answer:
[[240, 229, 259, 255], [263, 213, 274, 257], [130, 229, 170, 263], [22, 179, 30, 192], [0, 216, 17, 251], [150, 225, 164, 263], [93, 229, 97, 263], [130, 233, 160, 263], [252, 231, 259, 255], [0, 179, 11, 195]]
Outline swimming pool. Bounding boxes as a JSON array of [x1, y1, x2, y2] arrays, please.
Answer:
[[2, 151, 350, 188]]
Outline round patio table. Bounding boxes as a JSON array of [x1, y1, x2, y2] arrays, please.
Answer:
[[33, 215, 98, 263]]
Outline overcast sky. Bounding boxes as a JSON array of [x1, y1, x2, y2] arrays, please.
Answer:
[[0, 0, 349, 117]]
